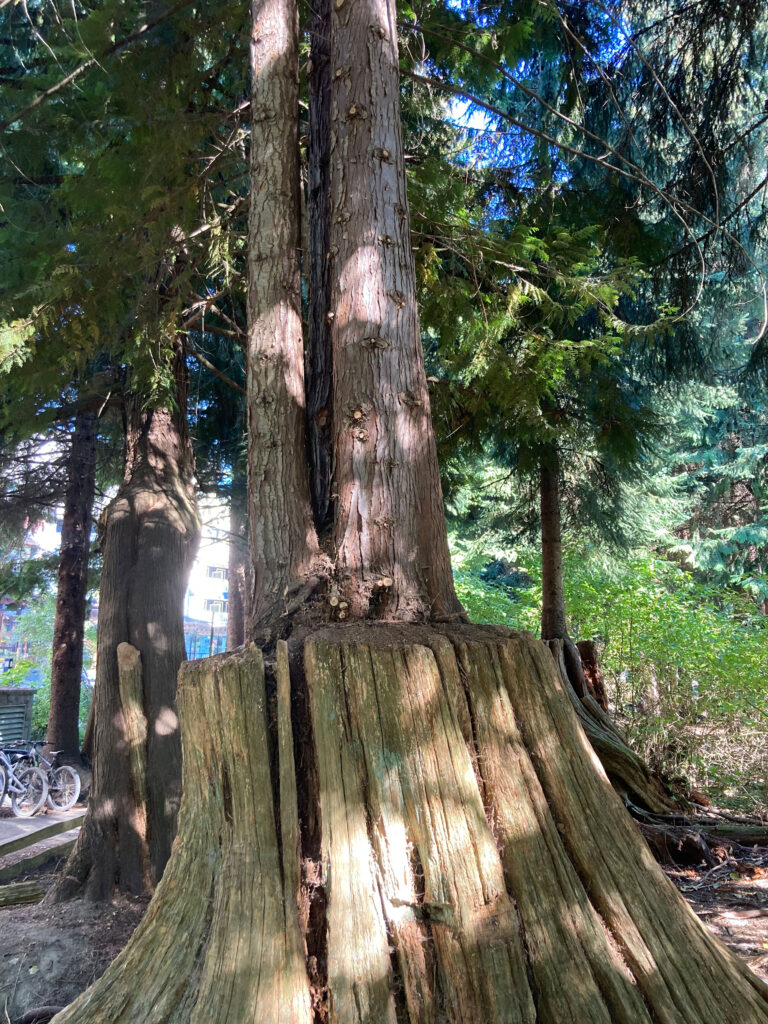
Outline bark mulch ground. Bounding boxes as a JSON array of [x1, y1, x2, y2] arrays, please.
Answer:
[[0, 858, 148, 1024], [666, 853, 768, 986]]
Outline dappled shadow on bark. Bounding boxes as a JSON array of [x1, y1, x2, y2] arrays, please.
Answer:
[[48, 625, 768, 1024], [47, 399, 199, 904]]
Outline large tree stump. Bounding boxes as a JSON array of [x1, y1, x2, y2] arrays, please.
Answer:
[[51, 626, 768, 1024]]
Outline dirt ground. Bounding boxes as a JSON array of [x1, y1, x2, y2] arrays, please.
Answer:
[[0, 859, 148, 1024], [0, 847, 767, 1023], [666, 857, 768, 985]]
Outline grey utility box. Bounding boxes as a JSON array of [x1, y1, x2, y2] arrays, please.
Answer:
[[0, 688, 35, 743]]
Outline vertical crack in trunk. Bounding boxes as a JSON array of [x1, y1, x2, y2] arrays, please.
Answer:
[[306, 0, 333, 538], [289, 637, 329, 1024]]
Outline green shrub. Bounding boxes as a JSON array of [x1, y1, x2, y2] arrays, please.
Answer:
[[452, 537, 768, 808]]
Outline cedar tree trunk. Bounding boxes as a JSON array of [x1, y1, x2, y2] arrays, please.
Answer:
[[327, 0, 461, 621], [49, 360, 199, 901], [46, 407, 98, 756], [247, 0, 320, 625]]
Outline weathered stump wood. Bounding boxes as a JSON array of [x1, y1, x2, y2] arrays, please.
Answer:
[[51, 646, 311, 1024], [549, 637, 676, 813], [51, 627, 768, 1024]]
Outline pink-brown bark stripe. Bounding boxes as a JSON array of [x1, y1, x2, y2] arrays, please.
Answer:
[[328, 0, 462, 620], [247, 0, 319, 624]]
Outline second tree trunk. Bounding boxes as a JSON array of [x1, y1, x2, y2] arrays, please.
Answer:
[[50, 372, 199, 901], [46, 407, 98, 756]]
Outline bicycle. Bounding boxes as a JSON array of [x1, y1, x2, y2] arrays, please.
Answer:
[[1, 742, 81, 812], [0, 748, 49, 817]]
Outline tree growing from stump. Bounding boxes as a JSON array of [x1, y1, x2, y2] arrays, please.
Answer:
[[50, 349, 200, 901], [49, 0, 768, 1020]]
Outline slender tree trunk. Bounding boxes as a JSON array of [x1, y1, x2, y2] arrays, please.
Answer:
[[327, 0, 462, 621], [305, 0, 333, 536], [225, 483, 250, 650], [247, 0, 320, 625], [539, 446, 591, 694], [49, 353, 199, 901], [540, 447, 567, 642], [46, 408, 98, 756], [540, 450, 674, 810]]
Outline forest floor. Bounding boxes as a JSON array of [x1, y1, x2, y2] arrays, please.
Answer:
[[0, 840, 766, 1022], [666, 858, 768, 983]]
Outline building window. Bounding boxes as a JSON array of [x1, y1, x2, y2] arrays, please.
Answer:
[[204, 599, 228, 614], [206, 566, 228, 580]]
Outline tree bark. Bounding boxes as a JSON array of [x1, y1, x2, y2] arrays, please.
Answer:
[[540, 448, 567, 642], [576, 638, 609, 711], [225, 484, 250, 650], [49, 627, 768, 1024], [247, 0, 320, 625], [46, 408, 98, 756], [327, 0, 462, 621], [49, 358, 199, 901], [540, 446, 590, 696], [549, 637, 676, 813], [305, 0, 334, 537]]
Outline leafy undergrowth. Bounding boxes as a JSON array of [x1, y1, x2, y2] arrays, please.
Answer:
[[452, 539, 768, 811]]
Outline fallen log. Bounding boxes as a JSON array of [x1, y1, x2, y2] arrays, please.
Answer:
[[0, 880, 45, 907]]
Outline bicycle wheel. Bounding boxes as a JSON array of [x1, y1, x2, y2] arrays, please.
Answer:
[[10, 766, 48, 817], [0, 762, 7, 803], [46, 765, 81, 810]]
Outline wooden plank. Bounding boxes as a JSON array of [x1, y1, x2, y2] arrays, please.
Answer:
[[0, 813, 85, 858], [0, 836, 77, 883], [0, 879, 45, 906]]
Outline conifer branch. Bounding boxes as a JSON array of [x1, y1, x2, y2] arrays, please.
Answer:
[[184, 340, 245, 395], [401, 68, 768, 340], [0, 0, 196, 133]]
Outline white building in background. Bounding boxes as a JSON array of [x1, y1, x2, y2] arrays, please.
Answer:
[[3, 498, 234, 665], [183, 500, 231, 660]]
